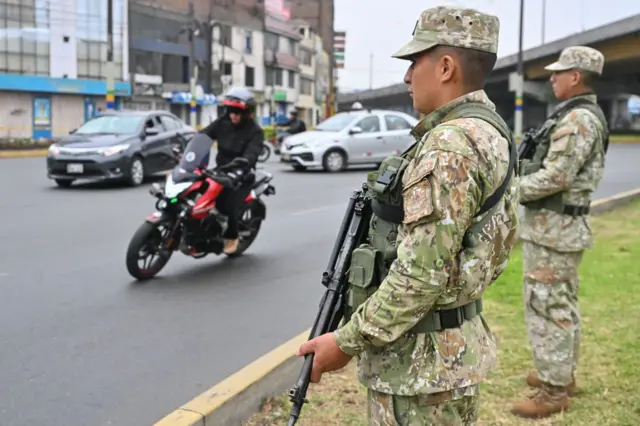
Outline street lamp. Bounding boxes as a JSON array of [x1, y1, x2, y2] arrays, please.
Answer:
[[514, 0, 524, 141]]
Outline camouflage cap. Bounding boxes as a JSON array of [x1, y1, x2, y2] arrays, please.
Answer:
[[544, 46, 605, 75], [391, 6, 500, 60]]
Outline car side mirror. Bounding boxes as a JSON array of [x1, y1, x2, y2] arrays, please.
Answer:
[[145, 127, 159, 136], [349, 126, 363, 135]]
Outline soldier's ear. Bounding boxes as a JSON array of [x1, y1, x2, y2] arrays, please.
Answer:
[[438, 54, 456, 83], [569, 70, 581, 87]]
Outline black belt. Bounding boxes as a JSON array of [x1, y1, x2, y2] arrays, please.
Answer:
[[563, 204, 590, 216], [411, 299, 483, 333]]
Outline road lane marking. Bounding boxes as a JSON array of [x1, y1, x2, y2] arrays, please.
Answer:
[[290, 203, 345, 216]]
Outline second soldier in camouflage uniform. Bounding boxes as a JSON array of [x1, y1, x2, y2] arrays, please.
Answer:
[[296, 6, 519, 425], [511, 46, 609, 418]]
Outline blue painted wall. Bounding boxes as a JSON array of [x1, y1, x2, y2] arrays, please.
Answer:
[[0, 74, 132, 96]]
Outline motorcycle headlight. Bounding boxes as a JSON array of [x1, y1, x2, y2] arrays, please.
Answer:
[[101, 143, 130, 156]]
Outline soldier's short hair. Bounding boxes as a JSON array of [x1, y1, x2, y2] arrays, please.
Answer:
[[432, 46, 497, 91], [579, 70, 600, 89]]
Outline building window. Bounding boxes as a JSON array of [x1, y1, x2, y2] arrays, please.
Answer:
[[288, 38, 296, 55], [245, 65, 254, 87], [219, 24, 232, 47], [265, 67, 282, 86], [244, 30, 252, 54], [265, 32, 279, 51], [130, 49, 162, 75], [0, 0, 51, 76], [301, 77, 313, 95], [288, 70, 295, 89], [301, 50, 312, 66], [75, 0, 125, 79], [219, 60, 232, 76], [162, 54, 186, 83]]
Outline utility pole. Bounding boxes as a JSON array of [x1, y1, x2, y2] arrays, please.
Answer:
[[105, 0, 115, 110], [368, 53, 373, 89], [541, 0, 546, 44], [515, 0, 524, 141], [188, 0, 198, 128]]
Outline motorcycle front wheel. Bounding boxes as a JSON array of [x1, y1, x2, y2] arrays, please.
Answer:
[[125, 220, 175, 280]]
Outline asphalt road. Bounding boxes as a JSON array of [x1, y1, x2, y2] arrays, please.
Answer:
[[0, 143, 638, 426]]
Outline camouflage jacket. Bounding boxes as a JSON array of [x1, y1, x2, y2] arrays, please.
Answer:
[[519, 93, 607, 252], [333, 90, 519, 395]]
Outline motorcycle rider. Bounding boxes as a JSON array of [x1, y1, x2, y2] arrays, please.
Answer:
[[198, 86, 265, 254], [283, 110, 307, 135]]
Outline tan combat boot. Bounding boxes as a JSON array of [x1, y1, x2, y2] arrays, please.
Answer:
[[526, 371, 577, 396], [510, 385, 569, 419]]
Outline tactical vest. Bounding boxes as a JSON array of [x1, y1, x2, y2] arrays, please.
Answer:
[[344, 102, 517, 333], [520, 96, 609, 216]]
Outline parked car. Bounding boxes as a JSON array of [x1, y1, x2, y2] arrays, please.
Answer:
[[46, 110, 195, 188], [279, 109, 419, 172]]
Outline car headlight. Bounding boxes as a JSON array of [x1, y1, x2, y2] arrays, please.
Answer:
[[100, 143, 130, 156], [48, 144, 60, 156]]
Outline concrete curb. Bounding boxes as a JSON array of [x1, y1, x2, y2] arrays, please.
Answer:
[[0, 149, 49, 158], [154, 188, 640, 426]]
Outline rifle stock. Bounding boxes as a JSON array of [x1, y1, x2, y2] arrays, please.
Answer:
[[287, 184, 372, 426]]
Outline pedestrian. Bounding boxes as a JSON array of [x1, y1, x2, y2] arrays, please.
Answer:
[[296, 6, 519, 425], [511, 45, 609, 418]]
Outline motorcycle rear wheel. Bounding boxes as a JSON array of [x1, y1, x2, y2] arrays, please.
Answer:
[[126, 220, 174, 280], [258, 143, 271, 163], [226, 202, 263, 258]]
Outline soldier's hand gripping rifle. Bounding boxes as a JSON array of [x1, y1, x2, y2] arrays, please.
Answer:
[[286, 184, 372, 426]]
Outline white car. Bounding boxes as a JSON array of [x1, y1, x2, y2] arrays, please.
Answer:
[[279, 109, 419, 172]]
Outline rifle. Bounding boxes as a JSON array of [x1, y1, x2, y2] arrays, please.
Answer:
[[286, 184, 373, 426], [518, 128, 537, 160]]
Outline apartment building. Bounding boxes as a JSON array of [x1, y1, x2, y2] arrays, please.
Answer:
[[0, 0, 131, 140], [128, 0, 263, 127], [291, 21, 317, 126], [211, 21, 266, 121], [263, 14, 301, 125]]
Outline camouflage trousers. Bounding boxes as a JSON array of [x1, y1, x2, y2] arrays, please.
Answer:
[[367, 384, 480, 426], [523, 241, 584, 387]]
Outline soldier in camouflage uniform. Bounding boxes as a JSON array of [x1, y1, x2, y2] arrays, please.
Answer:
[[296, 6, 520, 425], [511, 46, 608, 419]]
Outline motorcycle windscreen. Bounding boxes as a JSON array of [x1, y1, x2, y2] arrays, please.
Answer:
[[172, 133, 213, 183]]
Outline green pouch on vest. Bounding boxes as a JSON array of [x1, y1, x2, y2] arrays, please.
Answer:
[[366, 155, 411, 204], [345, 244, 382, 321]]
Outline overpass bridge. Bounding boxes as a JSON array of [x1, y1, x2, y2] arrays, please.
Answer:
[[337, 13, 640, 133]]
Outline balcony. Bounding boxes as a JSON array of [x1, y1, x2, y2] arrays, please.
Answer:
[[266, 49, 299, 72]]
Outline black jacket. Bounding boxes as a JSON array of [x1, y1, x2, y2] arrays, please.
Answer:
[[285, 118, 306, 135], [200, 116, 264, 170]]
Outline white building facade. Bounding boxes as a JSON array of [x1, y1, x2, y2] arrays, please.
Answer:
[[263, 14, 301, 126], [293, 22, 318, 126], [211, 21, 266, 123], [0, 0, 131, 140]]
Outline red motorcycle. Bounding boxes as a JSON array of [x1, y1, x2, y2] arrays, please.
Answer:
[[125, 135, 276, 281]]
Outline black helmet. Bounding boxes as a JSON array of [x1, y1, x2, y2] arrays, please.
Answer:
[[223, 86, 256, 115]]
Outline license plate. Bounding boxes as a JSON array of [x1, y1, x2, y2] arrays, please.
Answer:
[[66, 163, 84, 174], [282, 153, 291, 161]]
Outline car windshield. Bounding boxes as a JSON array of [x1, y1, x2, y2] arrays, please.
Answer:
[[75, 115, 143, 134], [314, 113, 359, 132]]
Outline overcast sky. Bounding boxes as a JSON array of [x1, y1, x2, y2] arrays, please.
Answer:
[[334, 0, 640, 92]]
